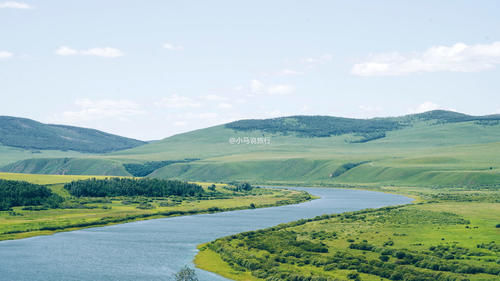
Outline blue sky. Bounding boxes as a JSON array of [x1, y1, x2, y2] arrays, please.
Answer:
[[1, 0, 500, 140]]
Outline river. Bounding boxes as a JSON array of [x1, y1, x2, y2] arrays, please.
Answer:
[[0, 187, 412, 281]]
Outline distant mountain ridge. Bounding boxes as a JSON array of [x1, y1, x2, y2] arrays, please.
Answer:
[[225, 110, 500, 138], [0, 116, 145, 153]]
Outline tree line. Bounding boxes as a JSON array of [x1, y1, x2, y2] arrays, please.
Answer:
[[225, 115, 403, 138], [63, 178, 205, 197], [0, 179, 62, 210]]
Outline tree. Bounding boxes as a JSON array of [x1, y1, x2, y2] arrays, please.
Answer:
[[174, 266, 198, 281]]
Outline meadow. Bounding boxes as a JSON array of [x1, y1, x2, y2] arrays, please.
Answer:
[[0, 173, 312, 241], [4, 119, 499, 190], [196, 190, 500, 281]]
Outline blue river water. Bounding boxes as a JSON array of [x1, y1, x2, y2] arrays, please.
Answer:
[[0, 187, 412, 281]]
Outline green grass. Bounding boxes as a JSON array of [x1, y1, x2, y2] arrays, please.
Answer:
[[1, 158, 131, 176], [195, 244, 261, 281], [0, 144, 87, 167], [0, 172, 111, 185], [197, 196, 500, 280], [3, 119, 500, 189], [121, 121, 500, 188], [0, 116, 145, 153], [0, 173, 312, 241]]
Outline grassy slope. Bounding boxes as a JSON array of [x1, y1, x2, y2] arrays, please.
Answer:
[[1, 157, 131, 176], [0, 116, 145, 153], [2, 117, 500, 188], [140, 121, 500, 187], [0, 173, 311, 241], [0, 144, 87, 167]]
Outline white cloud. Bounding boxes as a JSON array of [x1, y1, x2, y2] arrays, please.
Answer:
[[174, 121, 187, 127], [55, 46, 78, 56], [163, 42, 183, 51], [301, 54, 333, 65], [218, 102, 233, 109], [278, 69, 303, 76], [0, 1, 33, 9], [61, 99, 144, 122], [250, 79, 265, 94], [352, 42, 500, 76], [407, 101, 456, 114], [0, 51, 13, 59], [82, 47, 124, 58], [155, 94, 202, 108], [250, 80, 295, 95], [201, 94, 227, 101], [55, 46, 124, 58], [267, 84, 295, 95]]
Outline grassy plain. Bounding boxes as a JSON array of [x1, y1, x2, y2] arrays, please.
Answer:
[[197, 194, 500, 280], [0, 173, 311, 241]]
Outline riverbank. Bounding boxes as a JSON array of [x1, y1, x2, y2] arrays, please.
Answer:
[[195, 188, 500, 281], [0, 173, 313, 241]]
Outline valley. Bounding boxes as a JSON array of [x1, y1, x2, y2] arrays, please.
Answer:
[[0, 111, 498, 280]]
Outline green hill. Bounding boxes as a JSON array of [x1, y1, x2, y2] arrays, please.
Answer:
[[0, 116, 145, 153], [1, 158, 130, 176], [2, 110, 500, 188]]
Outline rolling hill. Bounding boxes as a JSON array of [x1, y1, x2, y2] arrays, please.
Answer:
[[2, 111, 500, 188], [0, 116, 146, 166], [0, 116, 145, 153]]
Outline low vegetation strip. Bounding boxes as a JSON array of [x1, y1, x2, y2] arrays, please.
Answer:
[[330, 162, 369, 178], [197, 198, 500, 281]]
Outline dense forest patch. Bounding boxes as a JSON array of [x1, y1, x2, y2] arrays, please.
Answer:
[[63, 178, 205, 197], [0, 179, 62, 210], [225, 115, 402, 138]]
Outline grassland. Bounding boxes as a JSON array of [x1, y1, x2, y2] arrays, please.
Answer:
[[2, 116, 500, 190], [0, 116, 145, 153], [0, 173, 312, 241], [0, 144, 87, 167], [196, 191, 500, 281]]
